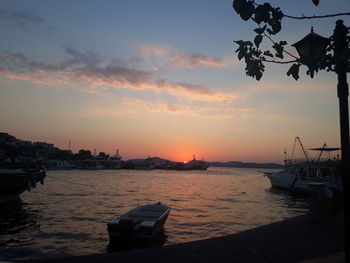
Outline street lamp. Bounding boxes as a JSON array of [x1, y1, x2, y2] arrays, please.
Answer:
[[292, 19, 349, 260], [291, 27, 329, 69]]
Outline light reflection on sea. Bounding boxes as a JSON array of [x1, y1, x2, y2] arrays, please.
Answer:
[[0, 167, 307, 260]]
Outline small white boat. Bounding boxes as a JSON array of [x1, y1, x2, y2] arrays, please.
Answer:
[[264, 137, 343, 195], [107, 202, 170, 241]]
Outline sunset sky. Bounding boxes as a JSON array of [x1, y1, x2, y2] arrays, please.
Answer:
[[1, 0, 349, 162]]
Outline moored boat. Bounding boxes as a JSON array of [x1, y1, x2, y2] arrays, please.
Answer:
[[264, 137, 343, 195], [107, 202, 170, 241], [166, 155, 209, 170], [0, 168, 46, 204], [107, 150, 123, 169], [45, 160, 74, 170]]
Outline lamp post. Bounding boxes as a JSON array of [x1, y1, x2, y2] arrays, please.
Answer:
[[292, 20, 349, 258], [334, 20, 350, 260]]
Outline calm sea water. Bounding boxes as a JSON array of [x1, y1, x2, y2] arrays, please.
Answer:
[[0, 167, 308, 260]]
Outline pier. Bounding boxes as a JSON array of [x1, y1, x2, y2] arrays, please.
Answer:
[[18, 212, 344, 263]]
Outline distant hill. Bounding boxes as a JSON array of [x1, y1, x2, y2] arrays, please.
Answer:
[[209, 161, 283, 169], [130, 157, 283, 169]]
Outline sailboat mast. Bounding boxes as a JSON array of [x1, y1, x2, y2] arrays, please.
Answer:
[[317, 143, 327, 162], [296, 137, 309, 162], [68, 140, 71, 160]]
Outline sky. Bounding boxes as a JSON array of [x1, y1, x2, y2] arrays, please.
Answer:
[[0, 0, 349, 163]]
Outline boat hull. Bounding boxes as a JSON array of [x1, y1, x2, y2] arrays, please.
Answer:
[[265, 170, 342, 194], [107, 203, 170, 241], [0, 169, 46, 205]]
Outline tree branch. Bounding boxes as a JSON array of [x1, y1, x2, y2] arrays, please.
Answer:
[[263, 59, 298, 64], [250, 0, 350, 20], [284, 12, 350, 20], [262, 32, 299, 59]]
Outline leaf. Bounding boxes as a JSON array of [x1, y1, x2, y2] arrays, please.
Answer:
[[306, 69, 315, 78], [233, 0, 245, 14], [312, 0, 319, 6], [234, 40, 244, 46], [272, 7, 284, 20], [255, 70, 263, 80], [276, 53, 283, 59], [263, 50, 273, 57], [233, 0, 255, 21], [256, 49, 262, 57], [254, 35, 263, 48], [287, 64, 300, 81], [280, 41, 288, 46], [254, 25, 267, 35], [269, 18, 281, 34], [254, 4, 271, 24], [272, 43, 284, 59], [254, 28, 263, 34], [238, 50, 245, 60], [262, 3, 272, 10], [239, 1, 255, 21]]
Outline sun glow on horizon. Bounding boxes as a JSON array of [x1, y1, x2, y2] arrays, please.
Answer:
[[0, 1, 345, 163]]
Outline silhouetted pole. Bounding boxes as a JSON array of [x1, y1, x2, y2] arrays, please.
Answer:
[[334, 19, 349, 258]]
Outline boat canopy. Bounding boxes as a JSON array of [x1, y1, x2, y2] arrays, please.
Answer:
[[309, 147, 341, 151]]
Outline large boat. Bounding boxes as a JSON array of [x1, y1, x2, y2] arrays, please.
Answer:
[[75, 160, 105, 170], [264, 137, 343, 195], [107, 202, 170, 242], [166, 155, 209, 170], [107, 150, 123, 169], [44, 160, 74, 170], [0, 167, 46, 204]]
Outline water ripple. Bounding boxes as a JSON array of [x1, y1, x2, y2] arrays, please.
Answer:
[[0, 167, 307, 261]]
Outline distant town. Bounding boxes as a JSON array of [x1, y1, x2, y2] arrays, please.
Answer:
[[0, 132, 283, 170]]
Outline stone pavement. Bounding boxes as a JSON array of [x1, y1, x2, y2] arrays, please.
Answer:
[[18, 212, 344, 263]]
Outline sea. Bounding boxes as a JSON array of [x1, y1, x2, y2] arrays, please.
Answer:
[[0, 167, 308, 261]]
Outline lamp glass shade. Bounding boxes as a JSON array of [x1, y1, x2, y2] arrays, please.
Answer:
[[292, 30, 329, 66]]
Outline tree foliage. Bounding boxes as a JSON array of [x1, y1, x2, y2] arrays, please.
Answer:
[[232, 0, 350, 80], [77, 149, 92, 160]]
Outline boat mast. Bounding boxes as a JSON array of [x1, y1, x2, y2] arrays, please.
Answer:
[[68, 140, 71, 160], [317, 143, 327, 162], [295, 137, 309, 162], [284, 148, 287, 159]]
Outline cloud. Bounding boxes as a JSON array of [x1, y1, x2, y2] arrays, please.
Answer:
[[155, 79, 211, 95], [167, 53, 225, 70], [137, 43, 234, 71], [137, 43, 171, 58], [81, 98, 251, 119], [0, 48, 235, 103], [0, 8, 48, 31], [62, 47, 103, 68]]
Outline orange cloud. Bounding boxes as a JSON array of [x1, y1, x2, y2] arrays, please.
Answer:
[[81, 95, 248, 119], [167, 54, 225, 70]]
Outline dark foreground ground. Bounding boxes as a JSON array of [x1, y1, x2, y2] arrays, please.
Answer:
[[16, 211, 345, 263]]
